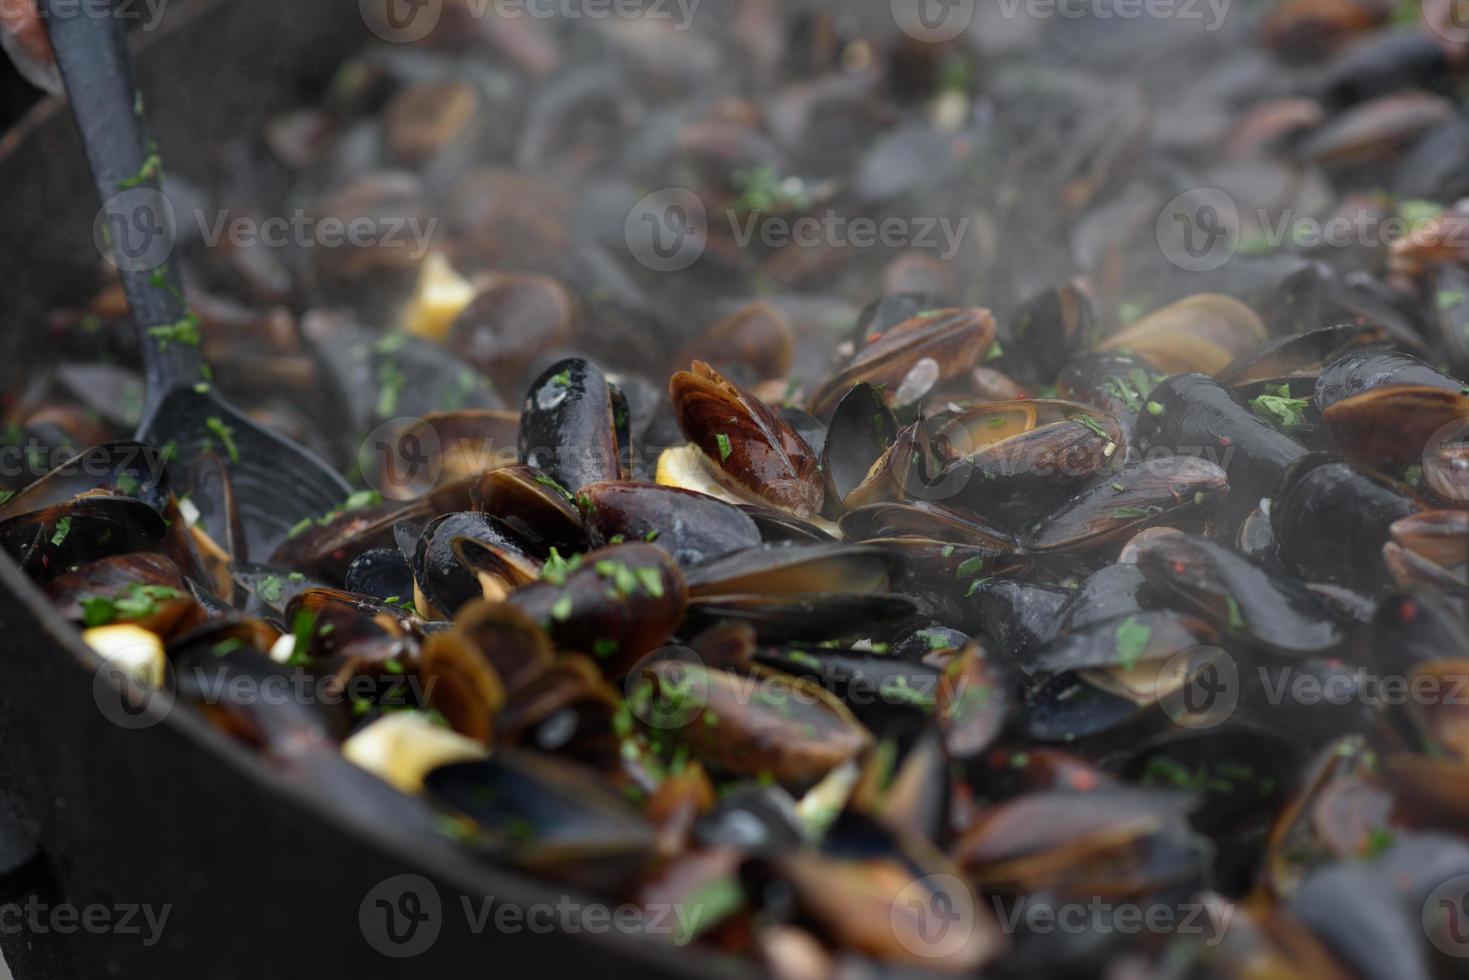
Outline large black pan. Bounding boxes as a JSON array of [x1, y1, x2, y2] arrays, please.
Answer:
[[0, 2, 744, 976]]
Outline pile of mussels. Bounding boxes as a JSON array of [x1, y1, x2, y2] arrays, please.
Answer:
[[6, 2, 1469, 976]]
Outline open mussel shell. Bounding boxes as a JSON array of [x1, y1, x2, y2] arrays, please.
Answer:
[[669, 360, 823, 518], [1216, 322, 1387, 388], [507, 542, 686, 677], [343, 547, 416, 603], [468, 464, 587, 555], [1026, 456, 1228, 554], [418, 629, 506, 746], [1271, 452, 1424, 588], [1135, 534, 1344, 657], [1387, 511, 1468, 586], [808, 307, 995, 419], [632, 660, 872, 791], [1423, 439, 1469, 506], [1315, 348, 1469, 468], [0, 495, 167, 581], [576, 481, 760, 567], [493, 654, 621, 765], [1138, 373, 1307, 517], [934, 643, 1009, 761], [413, 511, 534, 617], [683, 541, 895, 598], [425, 751, 656, 894], [928, 400, 1123, 521], [44, 552, 202, 638], [752, 811, 1003, 971], [952, 786, 1201, 894], [519, 357, 627, 493], [1261, 735, 1388, 896], [1099, 294, 1267, 376], [820, 382, 898, 507], [449, 599, 555, 698], [0, 441, 170, 520]]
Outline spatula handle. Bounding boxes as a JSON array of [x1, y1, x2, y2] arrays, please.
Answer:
[[41, 0, 200, 409]]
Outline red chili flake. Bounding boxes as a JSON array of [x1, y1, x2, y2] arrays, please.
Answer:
[[1069, 769, 1098, 791], [1218, 436, 1232, 447], [1172, 560, 1187, 574], [1398, 598, 1419, 623]]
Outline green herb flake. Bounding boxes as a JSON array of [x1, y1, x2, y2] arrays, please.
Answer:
[[1114, 615, 1153, 672], [550, 595, 574, 622], [1439, 289, 1466, 312], [204, 416, 240, 464], [1249, 385, 1310, 430], [715, 433, 733, 462], [147, 314, 201, 350], [1224, 595, 1246, 634], [1146, 401, 1165, 416], [257, 575, 284, 603], [50, 516, 72, 547], [955, 555, 985, 579], [634, 567, 665, 599]]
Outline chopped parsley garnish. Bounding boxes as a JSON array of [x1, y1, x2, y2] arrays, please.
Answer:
[[50, 516, 72, 547], [81, 583, 185, 627], [1249, 384, 1310, 430], [147, 314, 201, 350], [715, 433, 733, 462], [257, 575, 284, 603], [1114, 615, 1153, 671], [204, 416, 240, 464]]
